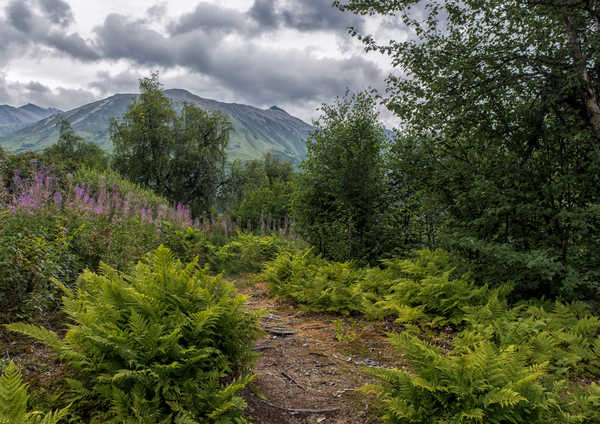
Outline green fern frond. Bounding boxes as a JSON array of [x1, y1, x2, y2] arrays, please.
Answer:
[[0, 361, 28, 422], [4, 323, 67, 353]]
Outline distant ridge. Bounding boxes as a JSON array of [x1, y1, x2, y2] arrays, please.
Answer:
[[0, 103, 62, 137], [0, 89, 311, 164]]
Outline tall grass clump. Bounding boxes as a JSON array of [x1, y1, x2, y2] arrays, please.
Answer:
[[7, 246, 261, 423]]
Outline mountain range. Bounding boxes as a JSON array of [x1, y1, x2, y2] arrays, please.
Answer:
[[0, 89, 312, 164], [0, 103, 62, 137]]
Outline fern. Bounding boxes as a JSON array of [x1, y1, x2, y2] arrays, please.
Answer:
[[6, 246, 261, 423], [364, 333, 564, 424], [0, 361, 69, 424], [457, 299, 600, 377], [260, 248, 498, 325]]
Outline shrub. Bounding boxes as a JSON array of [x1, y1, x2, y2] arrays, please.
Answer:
[[211, 233, 291, 275], [259, 248, 496, 323], [259, 249, 374, 314], [377, 249, 508, 327], [164, 228, 300, 276], [364, 333, 564, 424], [7, 246, 261, 423], [457, 299, 600, 377], [0, 361, 69, 424], [0, 211, 81, 324]]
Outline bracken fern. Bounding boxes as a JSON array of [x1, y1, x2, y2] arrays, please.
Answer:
[[6, 246, 261, 423]]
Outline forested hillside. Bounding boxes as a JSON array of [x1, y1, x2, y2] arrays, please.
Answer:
[[1, 0, 599, 423]]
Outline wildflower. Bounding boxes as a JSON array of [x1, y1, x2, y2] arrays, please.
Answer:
[[53, 192, 63, 208]]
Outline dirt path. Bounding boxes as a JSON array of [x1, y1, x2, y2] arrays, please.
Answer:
[[240, 282, 405, 424]]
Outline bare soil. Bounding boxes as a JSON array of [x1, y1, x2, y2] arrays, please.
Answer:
[[240, 282, 406, 424]]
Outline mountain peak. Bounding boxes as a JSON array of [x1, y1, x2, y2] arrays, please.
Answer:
[[163, 88, 193, 96], [19, 103, 45, 113], [269, 105, 287, 113]]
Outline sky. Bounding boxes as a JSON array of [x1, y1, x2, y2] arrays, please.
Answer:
[[0, 0, 408, 125]]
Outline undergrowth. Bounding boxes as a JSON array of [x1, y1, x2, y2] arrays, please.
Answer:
[[0, 361, 69, 424], [6, 247, 262, 423], [259, 248, 600, 422]]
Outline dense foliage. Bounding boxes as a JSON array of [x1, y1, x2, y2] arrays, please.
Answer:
[[294, 91, 389, 263], [261, 249, 600, 422], [112, 73, 232, 217], [336, 0, 600, 298], [222, 153, 295, 233], [7, 247, 261, 423]]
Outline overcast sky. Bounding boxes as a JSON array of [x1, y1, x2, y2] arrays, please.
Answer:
[[0, 0, 407, 125]]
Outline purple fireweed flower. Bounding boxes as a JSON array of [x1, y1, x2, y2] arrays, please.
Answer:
[[112, 183, 118, 189], [53, 192, 63, 208], [14, 169, 20, 174]]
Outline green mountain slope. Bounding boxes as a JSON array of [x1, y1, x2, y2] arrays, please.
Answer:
[[0, 89, 311, 164]]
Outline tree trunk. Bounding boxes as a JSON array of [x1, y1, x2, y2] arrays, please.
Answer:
[[564, 14, 600, 144]]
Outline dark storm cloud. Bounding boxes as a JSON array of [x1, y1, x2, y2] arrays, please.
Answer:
[[1, 0, 99, 61], [168, 2, 251, 35], [95, 14, 175, 65], [92, 13, 384, 106], [280, 0, 364, 32], [46, 32, 100, 60], [202, 49, 384, 105], [6, 1, 33, 33], [247, 0, 279, 29], [169, 0, 364, 36], [38, 0, 73, 26]]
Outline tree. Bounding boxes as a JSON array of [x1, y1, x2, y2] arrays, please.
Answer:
[[169, 103, 232, 217], [44, 119, 108, 170], [111, 72, 175, 194], [293, 91, 388, 262], [112, 73, 233, 217], [222, 153, 295, 232], [336, 0, 600, 297]]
